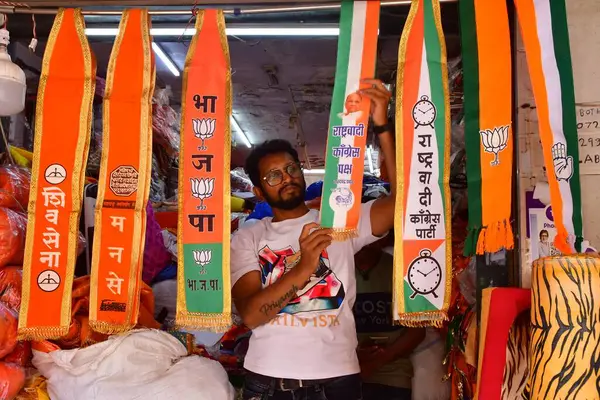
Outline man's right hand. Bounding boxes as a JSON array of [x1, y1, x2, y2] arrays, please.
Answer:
[[232, 223, 332, 330], [297, 223, 333, 273]]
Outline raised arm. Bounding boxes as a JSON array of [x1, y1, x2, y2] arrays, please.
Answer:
[[232, 223, 332, 329], [360, 78, 396, 237]]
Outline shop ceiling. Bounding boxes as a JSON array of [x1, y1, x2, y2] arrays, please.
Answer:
[[5, 1, 460, 168]]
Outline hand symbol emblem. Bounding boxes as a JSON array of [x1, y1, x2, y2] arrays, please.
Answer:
[[552, 142, 574, 182]]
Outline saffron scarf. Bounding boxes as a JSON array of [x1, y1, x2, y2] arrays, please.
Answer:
[[393, 0, 452, 327], [18, 8, 95, 339], [319, 0, 380, 240], [89, 9, 155, 334], [175, 9, 232, 330], [460, 0, 583, 255]]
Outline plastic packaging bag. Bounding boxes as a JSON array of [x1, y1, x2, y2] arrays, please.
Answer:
[[3, 342, 31, 367], [0, 303, 17, 359], [0, 267, 22, 312], [0, 167, 30, 211], [0, 362, 25, 400], [33, 329, 235, 400], [0, 209, 26, 269]]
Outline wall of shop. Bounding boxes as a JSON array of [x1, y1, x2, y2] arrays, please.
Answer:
[[518, 0, 600, 287]]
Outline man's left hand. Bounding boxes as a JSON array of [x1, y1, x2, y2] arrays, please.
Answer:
[[360, 78, 392, 126]]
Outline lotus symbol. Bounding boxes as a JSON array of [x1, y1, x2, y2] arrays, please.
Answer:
[[193, 249, 212, 275], [480, 125, 509, 166], [190, 177, 215, 210], [192, 118, 216, 150]]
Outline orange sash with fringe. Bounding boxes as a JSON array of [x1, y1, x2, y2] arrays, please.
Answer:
[[89, 9, 155, 334], [18, 8, 95, 340], [175, 9, 232, 330]]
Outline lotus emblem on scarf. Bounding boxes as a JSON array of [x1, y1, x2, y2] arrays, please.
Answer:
[[193, 249, 212, 275], [192, 118, 216, 150], [480, 125, 509, 166], [190, 177, 215, 210]]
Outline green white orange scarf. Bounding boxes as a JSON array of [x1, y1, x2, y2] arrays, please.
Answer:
[[175, 9, 232, 330], [460, 0, 583, 255], [319, 0, 380, 240], [393, 0, 452, 327]]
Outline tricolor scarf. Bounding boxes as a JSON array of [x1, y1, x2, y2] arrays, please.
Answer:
[[393, 0, 452, 327], [89, 9, 155, 334], [319, 0, 380, 240], [460, 0, 583, 255], [18, 9, 95, 339], [175, 9, 232, 330]]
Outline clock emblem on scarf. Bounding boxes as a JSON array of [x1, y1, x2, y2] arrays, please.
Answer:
[[407, 249, 442, 299], [412, 95, 436, 129]]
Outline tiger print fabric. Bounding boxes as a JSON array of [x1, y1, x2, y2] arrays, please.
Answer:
[[502, 311, 530, 400], [525, 254, 600, 399]]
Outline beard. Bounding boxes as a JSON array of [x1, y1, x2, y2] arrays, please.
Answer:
[[264, 181, 306, 211]]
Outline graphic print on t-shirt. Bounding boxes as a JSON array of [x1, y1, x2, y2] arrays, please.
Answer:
[[258, 245, 345, 315]]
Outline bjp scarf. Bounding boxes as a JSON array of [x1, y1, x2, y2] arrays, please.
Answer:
[[18, 9, 95, 339], [175, 9, 232, 330], [393, 0, 452, 327], [89, 9, 155, 334], [319, 0, 380, 240], [460, 0, 583, 255]]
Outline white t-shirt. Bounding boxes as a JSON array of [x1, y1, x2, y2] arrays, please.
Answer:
[[231, 200, 381, 379]]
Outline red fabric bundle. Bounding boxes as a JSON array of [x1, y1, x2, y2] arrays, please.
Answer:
[[2, 341, 31, 367], [0, 167, 30, 211], [0, 303, 17, 359], [0, 362, 25, 400], [0, 209, 26, 269], [0, 267, 22, 312]]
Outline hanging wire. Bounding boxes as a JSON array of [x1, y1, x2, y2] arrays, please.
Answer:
[[177, 0, 198, 47]]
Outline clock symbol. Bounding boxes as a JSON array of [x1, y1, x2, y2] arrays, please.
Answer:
[[412, 95, 436, 129], [407, 249, 442, 299]]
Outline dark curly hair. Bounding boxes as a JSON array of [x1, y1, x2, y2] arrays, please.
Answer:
[[244, 139, 300, 187]]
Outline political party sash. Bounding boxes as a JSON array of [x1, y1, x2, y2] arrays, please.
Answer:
[[319, 1, 380, 240], [460, 0, 583, 255], [175, 9, 232, 330], [393, 0, 452, 327], [18, 8, 95, 340], [89, 9, 155, 334]]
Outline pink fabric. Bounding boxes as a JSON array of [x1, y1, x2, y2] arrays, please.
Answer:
[[142, 203, 171, 284]]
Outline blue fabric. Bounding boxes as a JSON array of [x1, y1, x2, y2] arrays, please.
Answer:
[[305, 181, 323, 201], [152, 261, 177, 284]]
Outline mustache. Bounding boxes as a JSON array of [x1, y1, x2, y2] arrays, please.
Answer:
[[279, 183, 302, 195]]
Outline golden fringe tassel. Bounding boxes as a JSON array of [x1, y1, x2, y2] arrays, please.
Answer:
[[89, 320, 136, 335], [175, 312, 233, 333], [393, 311, 448, 328], [18, 325, 69, 341], [331, 228, 358, 242]]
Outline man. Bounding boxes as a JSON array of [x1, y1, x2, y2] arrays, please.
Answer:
[[354, 248, 425, 400], [231, 79, 396, 400]]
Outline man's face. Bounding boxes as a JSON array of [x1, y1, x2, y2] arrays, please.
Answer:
[[255, 152, 306, 211], [345, 93, 362, 113]]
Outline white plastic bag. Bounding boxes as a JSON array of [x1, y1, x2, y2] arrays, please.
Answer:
[[33, 329, 234, 400]]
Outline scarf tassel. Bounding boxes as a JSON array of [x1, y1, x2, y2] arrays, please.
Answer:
[[476, 219, 514, 255]]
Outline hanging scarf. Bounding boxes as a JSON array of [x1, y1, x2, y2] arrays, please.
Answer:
[[89, 9, 155, 334], [175, 9, 232, 330], [393, 0, 452, 327], [18, 8, 95, 339], [319, 0, 380, 240], [460, 0, 583, 255]]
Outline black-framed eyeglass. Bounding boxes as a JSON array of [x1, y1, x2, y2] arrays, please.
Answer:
[[262, 163, 303, 187]]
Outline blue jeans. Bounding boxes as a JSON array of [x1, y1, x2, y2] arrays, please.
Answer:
[[361, 383, 411, 400], [242, 372, 363, 400]]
